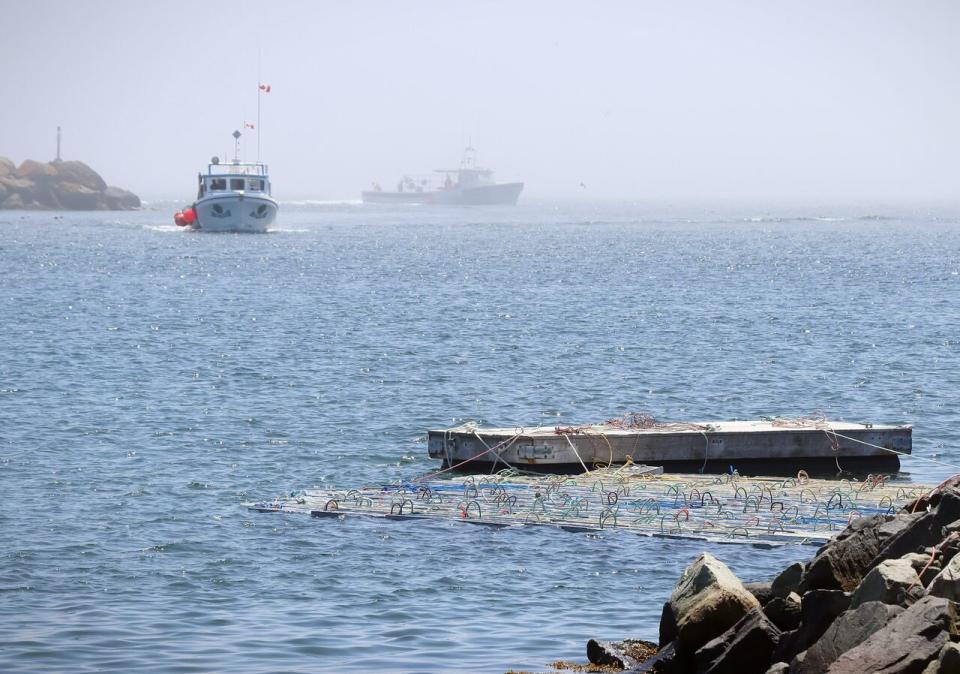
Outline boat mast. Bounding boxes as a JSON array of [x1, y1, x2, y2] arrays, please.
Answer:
[[257, 51, 262, 162], [233, 130, 242, 162]]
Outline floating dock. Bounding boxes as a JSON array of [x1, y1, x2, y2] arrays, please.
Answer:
[[248, 466, 928, 547], [427, 418, 912, 474]]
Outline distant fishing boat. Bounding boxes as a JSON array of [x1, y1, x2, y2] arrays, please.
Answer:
[[361, 147, 523, 205]]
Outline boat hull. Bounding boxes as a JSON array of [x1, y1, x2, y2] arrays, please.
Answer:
[[192, 194, 278, 232], [360, 190, 431, 205], [361, 182, 524, 206], [433, 182, 523, 205]]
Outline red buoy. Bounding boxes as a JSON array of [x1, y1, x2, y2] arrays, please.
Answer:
[[174, 207, 196, 227]]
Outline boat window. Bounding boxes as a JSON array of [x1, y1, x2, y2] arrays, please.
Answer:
[[248, 179, 264, 191], [209, 178, 227, 191], [229, 178, 245, 190]]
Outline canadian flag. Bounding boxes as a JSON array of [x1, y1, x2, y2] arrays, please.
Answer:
[[244, 122, 256, 129], [259, 83, 272, 93]]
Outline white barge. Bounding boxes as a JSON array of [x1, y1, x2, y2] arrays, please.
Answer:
[[426, 418, 912, 474]]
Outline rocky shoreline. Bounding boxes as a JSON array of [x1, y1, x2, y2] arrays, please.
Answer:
[[0, 156, 139, 210], [575, 476, 960, 674]]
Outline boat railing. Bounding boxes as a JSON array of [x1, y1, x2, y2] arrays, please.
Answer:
[[206, 161, 269, 177]]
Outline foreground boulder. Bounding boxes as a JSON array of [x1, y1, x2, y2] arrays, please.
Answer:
[[871, 489, 960, 565], [927, 553, 960, 601], [901, 552, 943, 586], [0, 155, 138, 210], [791, 601, 902, 673], [800, 514, 911, 593], [921, 642, 960, 674], [848, 558, 922, 609], [770, 562, 804, 598], [694, 607, 781, 674], [826, 595, 958, 673], [586, 638, 656, 669], [660, 552, 760, 654], [773, 588, 851, 663], [763, 592, 801, 631]]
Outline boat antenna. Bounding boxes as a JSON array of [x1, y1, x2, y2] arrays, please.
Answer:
[[233, 130, 242, 163], [256, 52, 272, 162], [56, 126, 61, 161], [257, 50, 262, 162]]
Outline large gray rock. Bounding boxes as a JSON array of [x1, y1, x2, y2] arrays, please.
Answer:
[[0, 156, 13, 178], [901, 552, 942, 586], [662, 552, 760, 653], [872, 489, 960, 565], [826, 595, 958, 673], [52, 159, 107, 191], [15, 158, 57, 181], [695, 607, 781, 674], [772, 590, 851, 664], [921, 642, 960, 674], [791, 601, 902, 674], [763, 592, 801, 631], [0, 176, 38, 200], [904, 478, 960, 513], [1, 192, 25, 209], [659, 599, 678, 647], [800, 514, 896, 592], [586, 638, 651, 669], [33, 184, 62, 209], [771, 563, 804, 598], [103, 185, 140, 210], [848, 558, 923, 609], [633, 640, 689, 674], [926, 553, 960, 601], [745, 581, 775, 606], [53, 182, 100, 210]]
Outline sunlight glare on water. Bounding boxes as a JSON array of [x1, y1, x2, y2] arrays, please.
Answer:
[[2, 201, 959, 672]]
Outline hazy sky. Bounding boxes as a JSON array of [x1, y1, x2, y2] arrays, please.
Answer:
[[3, 1, 959, 201]]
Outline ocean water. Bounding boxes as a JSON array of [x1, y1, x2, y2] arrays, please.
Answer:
[[2, 201, 959, 672]]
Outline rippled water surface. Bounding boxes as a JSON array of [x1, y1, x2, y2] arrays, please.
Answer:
[[2, 201, 960, 672]]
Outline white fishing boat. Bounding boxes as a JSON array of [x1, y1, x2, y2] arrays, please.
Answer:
[[175, 130, 278, 233], [361, 147, 523, 205]]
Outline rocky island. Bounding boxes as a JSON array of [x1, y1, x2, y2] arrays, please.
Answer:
[[0, 156, 140, 210]]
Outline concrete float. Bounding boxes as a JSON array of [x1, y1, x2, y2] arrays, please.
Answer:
[[427, 418, 912, 475]]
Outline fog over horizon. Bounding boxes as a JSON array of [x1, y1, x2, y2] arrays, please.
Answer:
[[3, 0, 958, 203]]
